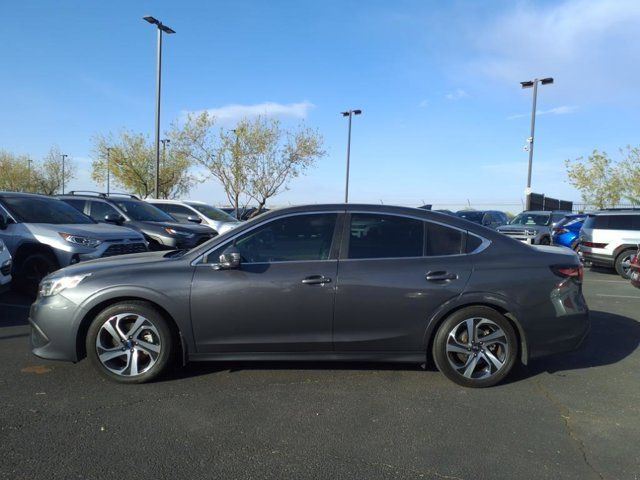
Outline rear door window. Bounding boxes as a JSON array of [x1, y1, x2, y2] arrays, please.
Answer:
[[425, 222, 464, 256], [89, 201, 119, 222], [348, 214, 423, 259], [608, 215, 634, 230]]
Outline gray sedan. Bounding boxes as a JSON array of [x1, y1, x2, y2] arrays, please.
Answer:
[[29, 204, 590, 387]]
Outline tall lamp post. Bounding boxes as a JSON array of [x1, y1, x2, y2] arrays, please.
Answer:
[[341, 109, 362, 203], [160, 139, 170, 165], [61, 154, 68, 194], [520, 77, 553, 205], [105, 147, 112, 195], [143, 15, 175, 199]]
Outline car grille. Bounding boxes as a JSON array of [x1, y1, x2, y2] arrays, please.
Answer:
[[101, 242, 148, 257]]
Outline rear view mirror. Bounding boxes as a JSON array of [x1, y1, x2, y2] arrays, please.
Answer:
[[187, 215, 202, 224], [214, 246, 241, 270], [104, 213, 124, 225]]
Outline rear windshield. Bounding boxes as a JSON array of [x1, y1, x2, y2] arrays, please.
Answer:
[[1, 196, 95, 224], [583, 214, 640, 230], [509, 213, 551, 226], [113, 200, 175, 222]]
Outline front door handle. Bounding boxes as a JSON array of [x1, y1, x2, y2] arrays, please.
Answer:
[[425, 271, 458, 282], [302, 275, 332, 285]]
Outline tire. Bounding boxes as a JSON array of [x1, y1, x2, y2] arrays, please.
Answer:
[[433, 306, 518, 388], [539, 236, 551, 246], [86, 301, 175, 384], [15, 252, 59, 296], [615, 249, 636, 279]]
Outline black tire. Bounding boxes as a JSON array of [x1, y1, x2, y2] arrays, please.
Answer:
[[615, 249, 636, 279], [86, 301, 175, 384], [539, 236, 551, 246], [14, 252, 59, 296], [433, 306, 518, 388]]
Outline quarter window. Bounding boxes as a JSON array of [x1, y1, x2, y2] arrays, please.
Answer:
[[348, 214, 423, 259], [89, 201, 119, 222], [233, 213, 337, 263]]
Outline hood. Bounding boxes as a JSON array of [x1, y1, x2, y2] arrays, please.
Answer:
[[26, 222, 145, 241], [51, 250, 170, 278], [136, 220, 215, 234]]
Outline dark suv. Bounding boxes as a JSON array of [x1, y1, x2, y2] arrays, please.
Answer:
[[455, 210, 509, 229], [59, 192, 216, 251]]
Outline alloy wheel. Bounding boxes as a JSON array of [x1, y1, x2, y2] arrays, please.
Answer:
[[445, 317, 509, 379], [95, 313, 161, 377], [620, 254, 634, 277]]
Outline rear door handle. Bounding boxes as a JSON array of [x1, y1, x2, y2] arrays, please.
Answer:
[[425, 271, 458, 282], [302, 275, 332, 285]]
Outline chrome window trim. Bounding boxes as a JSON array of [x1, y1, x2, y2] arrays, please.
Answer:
[[191, 210, 344, 266], [0, 202, 17, 224]]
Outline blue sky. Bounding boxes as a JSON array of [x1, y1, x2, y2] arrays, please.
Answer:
[[1, 0, 639, 210]]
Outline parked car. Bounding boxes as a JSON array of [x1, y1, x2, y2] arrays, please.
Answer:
[[629, 248, 640, 288], [0, 239, 12, 293], [0, 192, 148, 293], [551, 214, 587, 250], [60, 192, 217, 251], [455, 210, 509, 229], [579, 209, 640, 278], [220, 206, 268, 221], [146, 199, 241, 235], [497, 210, 570, 245], [30, 204, 589, 388]]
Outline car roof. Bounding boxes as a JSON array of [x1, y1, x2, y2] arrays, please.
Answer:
[[591, 210, 640, 216], [0, 191, 57, 200]]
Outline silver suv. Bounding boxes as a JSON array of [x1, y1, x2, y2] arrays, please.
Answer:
[[0, 192, 147, 293], [146, 199, 242, 235], [579, 210, 640, 278], [497, 210, 569, 245]]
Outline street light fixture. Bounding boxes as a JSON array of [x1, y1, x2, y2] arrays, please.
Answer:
[[61, 154, 68, 194], [341, 109, 362, 203], [520, 77, 554, 199], [143, 15, 175, 198]]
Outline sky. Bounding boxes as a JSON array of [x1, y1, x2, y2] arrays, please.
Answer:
[[1, 0, 639, 211]]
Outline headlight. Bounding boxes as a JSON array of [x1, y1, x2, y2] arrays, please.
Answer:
[[164, 227, 193, 237], [59, 232, 102, 248], [39, 274, 91, 297]]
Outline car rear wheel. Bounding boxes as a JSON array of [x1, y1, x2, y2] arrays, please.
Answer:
[[615, 249, 636, 279], [86, 301, 175, 384], [433, 306, 518, 388]]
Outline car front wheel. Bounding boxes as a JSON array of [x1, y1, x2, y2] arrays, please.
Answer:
[[433, 306, 518, 388], [86, 301, 174, 383], [615, 249, 635, 279]]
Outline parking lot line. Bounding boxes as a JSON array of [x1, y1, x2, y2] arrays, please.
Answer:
[[595, 294, 640, 299], [588, 279, 629, 283]]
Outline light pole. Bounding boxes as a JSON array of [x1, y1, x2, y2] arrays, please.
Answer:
[[341, 109, 362, 203], [143, 15, 175, 199], [106, 147, 112, 195], [520, 77, 553, 199], [160, 139, 170, 165], [60, 154, 68, 194]]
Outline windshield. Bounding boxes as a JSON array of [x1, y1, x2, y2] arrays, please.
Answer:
[[2, 196, 95, 224], [187, 202, 238, 222], [509, 213, 551, 226], [113, 199, 175, 222], [456, 211, 483, 223]]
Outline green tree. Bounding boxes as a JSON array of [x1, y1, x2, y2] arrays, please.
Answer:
[[565, 150, 624, 209], [0, 151, 33, 192], [172, 113, 325, 217], [31, 146, 75, 195], [92, 130, 197, 199], [619, 146, 640, 204]]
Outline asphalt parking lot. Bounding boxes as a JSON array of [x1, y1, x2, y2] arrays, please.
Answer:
[[1, 269, 638, 480]]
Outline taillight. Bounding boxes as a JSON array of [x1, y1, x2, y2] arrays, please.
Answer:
[[552, 265, 584, 282], [581, 241, 608, 249]]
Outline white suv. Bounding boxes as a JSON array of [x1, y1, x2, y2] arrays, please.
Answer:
[[146, 200, 242, 235], [580, 210, 640, 278]]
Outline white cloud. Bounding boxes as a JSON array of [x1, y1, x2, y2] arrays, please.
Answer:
[[187, 101, 315, 122], [508, 105, 577, 120], [445, 89, 468, 100], [470, 0, 640, 103]]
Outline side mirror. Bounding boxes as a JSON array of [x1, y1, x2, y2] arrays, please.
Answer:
[[215, 246, 241, 270], [104, 213, 124, 225], [187, 215, 202, 224]]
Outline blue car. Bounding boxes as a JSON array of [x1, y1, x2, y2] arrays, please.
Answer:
[[552, 214, 586, 250]]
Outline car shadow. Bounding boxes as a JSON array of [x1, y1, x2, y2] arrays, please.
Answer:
[[164, 309, 639, 384]]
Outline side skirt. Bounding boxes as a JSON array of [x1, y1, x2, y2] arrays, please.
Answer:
[[188, 351, 426, 364]]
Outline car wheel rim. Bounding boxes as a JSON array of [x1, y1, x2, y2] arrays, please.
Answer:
[[445, 317, 509, 380], [95, 313, 161, 377], [621, 255, 633, 275]]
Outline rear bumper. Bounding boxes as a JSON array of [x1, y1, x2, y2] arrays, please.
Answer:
[[580, 250, 614, 268]]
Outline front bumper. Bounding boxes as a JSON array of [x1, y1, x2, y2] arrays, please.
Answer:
[[29, 293, 86, 362]]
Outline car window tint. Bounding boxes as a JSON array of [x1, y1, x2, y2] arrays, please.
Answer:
[[608, 215, 633, 230], [348, 214, 423, 259], [426, 222, 464, 256], [154, 203, 193, 222], [466, 234, 482, 253], [89, 201, 119, 221], [63, 199, 86, 213], [235, 213, 337, 263]]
